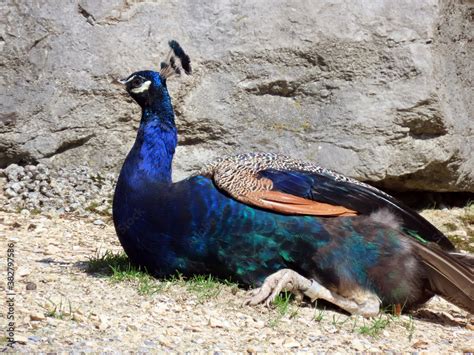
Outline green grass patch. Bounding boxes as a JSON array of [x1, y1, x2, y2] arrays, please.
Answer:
[[354, 304, 413, 338], [86, 251, 238, 298], [308, 304, 416, 339], [273, 291, 294, 316], [86, 250, 163, 295], [403, 315, 416, 341], [442, 222, 459, 232], [185, 274, 225, 302], [357, 314, 392, 337], [331, 313, 351, 327], [449, 235, 474, 253], [41, 297, 75, 320], [313, 306, 326, 322], [459, 204, 474, 235], [268, 291, 299, 327], [109, 263, 164, 295], [86, 250, 130, 274]]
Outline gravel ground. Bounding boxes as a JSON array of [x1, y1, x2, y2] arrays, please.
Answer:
[[0, 209, 473, 352], [0, 164, 473, 352]]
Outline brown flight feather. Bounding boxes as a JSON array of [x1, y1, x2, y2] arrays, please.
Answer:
[[242, 190, 357, 217]]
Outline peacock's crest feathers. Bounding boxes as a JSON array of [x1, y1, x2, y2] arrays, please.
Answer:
[[160, 40, 192, 79]]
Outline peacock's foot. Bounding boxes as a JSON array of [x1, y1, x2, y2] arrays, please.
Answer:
[[244, 268, 381, 318], [243, 269, 312, 307]]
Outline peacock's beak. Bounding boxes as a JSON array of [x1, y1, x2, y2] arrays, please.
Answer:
[[113, 78, 128, 86]]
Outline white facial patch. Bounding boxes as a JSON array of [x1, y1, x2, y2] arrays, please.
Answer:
[[119, 75, 136, 85], [130, 80, 151, 94]]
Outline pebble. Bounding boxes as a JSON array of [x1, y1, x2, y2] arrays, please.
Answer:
[[5, 188, 17, 198], [26, 282, 37, 290], [351, 339, 365, 351], [246, 346, 260, 354], [17, 266, 31, 277], [73, 313, 86, 322], [158, 336, 174, 348], [94, 317, 109, 331], [30, 312, 46, 321], [10, 182, 22, 192], [28, 336, 41, 343], [208, 317, 232, 329], [412, 339, 429, 349], [14, 335, 28, 344], [283, 339, 301, 349], [93, 219, 105, 226], [253, 319, 265, 328], [143, 339, 155, 346]]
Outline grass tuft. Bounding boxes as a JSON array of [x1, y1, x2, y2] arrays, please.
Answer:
[[403, 315, 416, 341], [314, 306, 326, 322], [268, 292, 299, 327], [109, 263, 164, 295], [86, 251, 237, 297], [86, 249, 130, 274], [185, 274, 224, 302], [357, 314, 392, 337], [41, 297, 75, 320], [86, 250, 162, 295]]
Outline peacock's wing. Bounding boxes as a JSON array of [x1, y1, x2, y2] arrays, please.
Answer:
[[197, 152, 455, 251]]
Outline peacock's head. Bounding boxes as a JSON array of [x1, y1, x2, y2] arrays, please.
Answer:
[[119, 40, 191, 108], [120, 70, 165, 107]]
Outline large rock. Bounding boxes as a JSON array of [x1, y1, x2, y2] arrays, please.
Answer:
[[0, 0, 472, 191]]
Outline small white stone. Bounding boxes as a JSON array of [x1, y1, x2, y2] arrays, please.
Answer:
[[17, 266, 31, 277], [283, 338, 301, 349], [14, 335, 28, 344], [30, 312, 46, 321], [5, 188, 17, 198], [351, 339, 365, 351], [208, 317, 232, 329]]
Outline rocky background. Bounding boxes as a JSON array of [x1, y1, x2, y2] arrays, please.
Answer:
[[1, 0, 473, 193], [1, 2, 473, 352]]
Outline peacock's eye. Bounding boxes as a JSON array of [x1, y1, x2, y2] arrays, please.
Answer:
[[128, 75, 152, 94], [131, 77, 144, 87]]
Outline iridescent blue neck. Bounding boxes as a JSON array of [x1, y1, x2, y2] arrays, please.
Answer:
[[122, 89, 177, 186]]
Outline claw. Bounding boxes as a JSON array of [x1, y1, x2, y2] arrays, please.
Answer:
[[243, 268, 381, 317], [243, 269, 311, 307]]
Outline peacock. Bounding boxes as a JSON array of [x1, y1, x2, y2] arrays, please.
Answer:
[[112, 40, 473, 317]]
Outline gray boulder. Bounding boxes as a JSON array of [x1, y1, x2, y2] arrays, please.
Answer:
[[0, 0, 472, 191]]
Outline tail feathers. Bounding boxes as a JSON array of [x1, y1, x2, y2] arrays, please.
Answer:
[[450, 252, 474, 269], [413, 241, 474, 313]]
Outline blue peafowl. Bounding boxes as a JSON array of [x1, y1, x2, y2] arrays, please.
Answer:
[[113, 41, 473, 316]]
